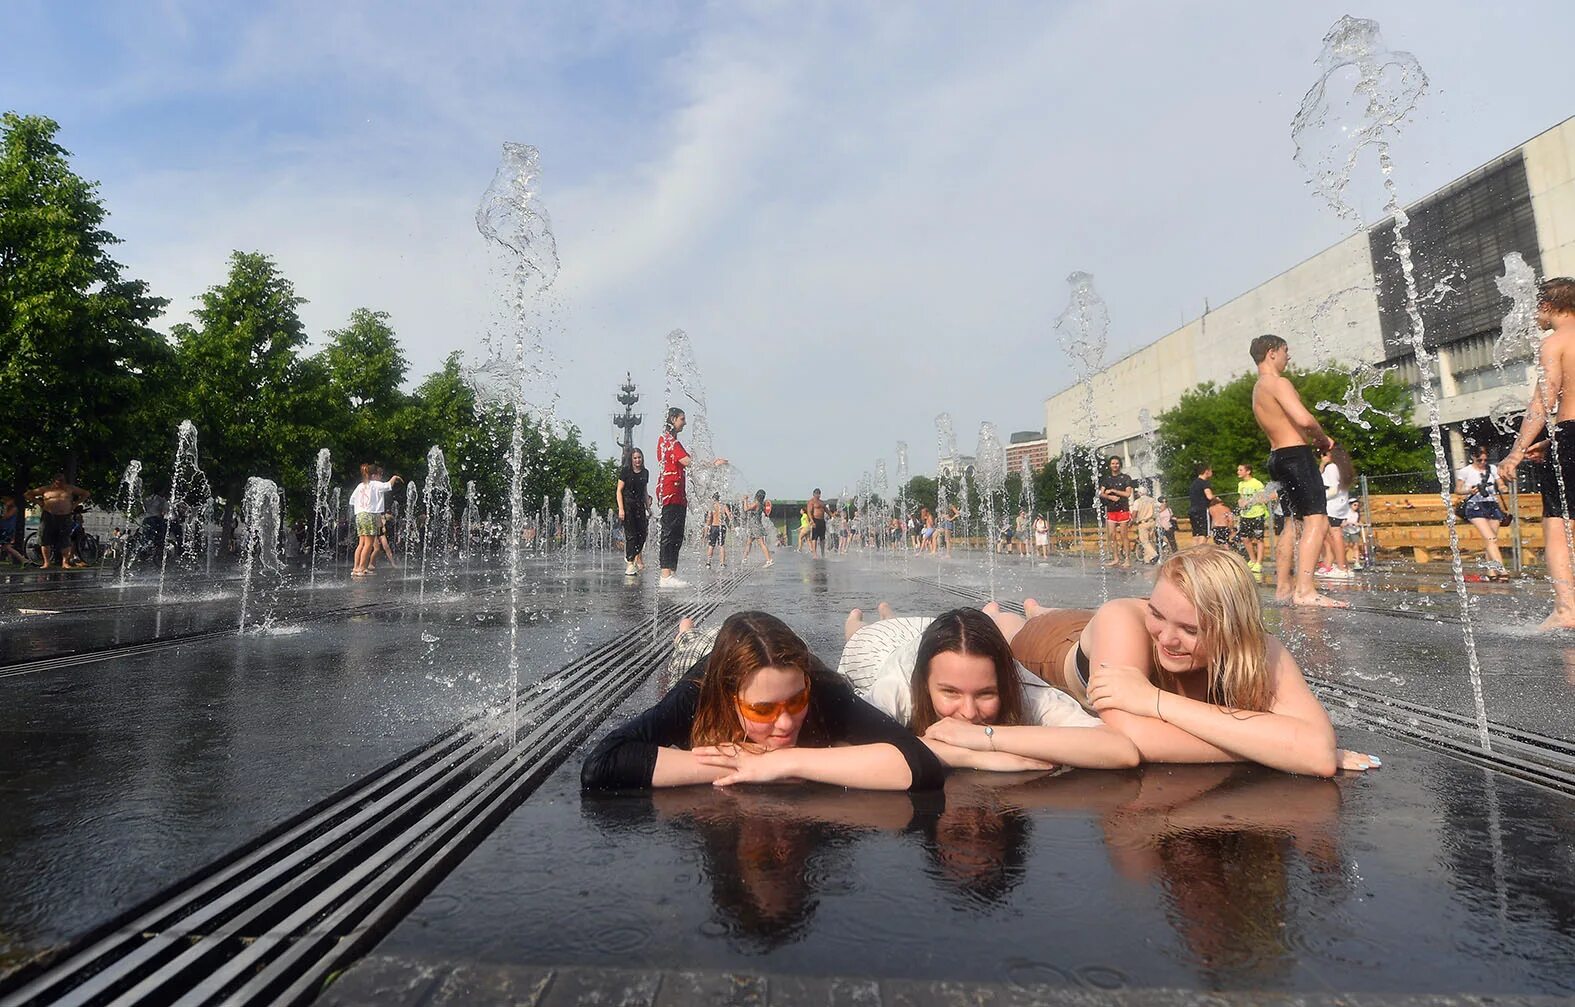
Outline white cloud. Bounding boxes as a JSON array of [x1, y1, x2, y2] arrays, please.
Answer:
[[21, 0, 1575, 490]]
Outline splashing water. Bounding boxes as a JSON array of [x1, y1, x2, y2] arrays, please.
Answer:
[[1494, 253, 1541, 374], [477, 142, 561, 736], [310, 448, 332, 589], [158, 421, 212, 604], [237, 477, 283, 633], [421, 446, 452, 603], [1055, 272, 1112, 586], [1292, 15, 1427, 226], [1315, 360, 1403, 430], [117, 460, 143, 586], [935, 414, 957, 561], [975, 422, 1007, 599], [1293, 15, 1489, 750]]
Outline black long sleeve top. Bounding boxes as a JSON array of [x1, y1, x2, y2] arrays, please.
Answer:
[[581, 660, 945, 792]]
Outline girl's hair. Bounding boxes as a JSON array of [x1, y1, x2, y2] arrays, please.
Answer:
[[907, 608, 1026, 733], [690, 611, 821, 748], [755, 489, 766, 504], [1155, 546, 1274, 712], [665, 407, 685, 432], [1323, 444, 1355, 491], [359, 463, 373, 481], [620, 451, 644, 481]]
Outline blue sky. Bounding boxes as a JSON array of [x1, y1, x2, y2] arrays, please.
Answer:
[[7, 1, 1575, 492]]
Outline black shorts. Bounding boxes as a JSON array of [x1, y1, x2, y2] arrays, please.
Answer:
[[1188, 511, 1208, 537], [1541, 421, 1575, 519], [1267, 445, 1326, 519], [1273, 512, 1286, 536], [40, 510, 72, 553], [812, 517, 827, 541], [1210, 526, 1234, 546], [1239, 516, 1265, 540], [707, 525, 723, 546]]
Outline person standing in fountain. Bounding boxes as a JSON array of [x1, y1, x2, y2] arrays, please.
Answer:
[[1130, 484, 1158, 565], [704, 493, 728, 570], [741, 490, 775, 568], [655, 407, 726, 590], [1187, 464, 1217, 545], [25, 473, 91, 569], [351, 463, 402, 578], [1235, 463, 1268, 574], [805, 489, 829, 559], [1250, 335, 1345, 608], [1500, 277, 1575, 630], [617, 448, 651, 578], [1098, 456, 1134, 568]]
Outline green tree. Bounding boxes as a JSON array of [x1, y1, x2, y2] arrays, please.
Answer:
[[1156, 368, 1432, 499], [170, 251, 327, 506], [316, 307, 417, 470], [0, 112, 170, 501]]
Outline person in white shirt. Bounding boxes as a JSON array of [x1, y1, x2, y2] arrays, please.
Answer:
[[351, 463, 403, 577], [1453, 445, 1509, 580], [1317, 446, 1356, 580], [838, 606, 1139, 772]]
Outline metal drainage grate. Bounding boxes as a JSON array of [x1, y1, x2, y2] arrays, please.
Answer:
[[0, 571, 748, 1006]]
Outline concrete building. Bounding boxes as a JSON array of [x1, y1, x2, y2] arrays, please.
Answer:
[[1044, 117, 1575, 486], [1005, 431, 1050, 475]]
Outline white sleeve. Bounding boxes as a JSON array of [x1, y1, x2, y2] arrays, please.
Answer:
[[1323, 465, 1338, 497], [1018, 664, 1100, 727]]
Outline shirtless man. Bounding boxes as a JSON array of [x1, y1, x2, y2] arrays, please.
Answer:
[[25, 473, 92, 569], [1250, 335, 1345, 608], [1500, 277, 1575, 630], [806, 488, 829, 559]]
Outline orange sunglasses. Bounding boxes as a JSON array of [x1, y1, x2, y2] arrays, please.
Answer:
[[734, 682, 812, 723]]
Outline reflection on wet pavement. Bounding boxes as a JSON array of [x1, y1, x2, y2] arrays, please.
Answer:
[[5, 553, 1575, 1000]]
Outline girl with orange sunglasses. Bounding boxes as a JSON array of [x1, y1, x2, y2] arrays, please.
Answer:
[[582, 611, 944, 791]]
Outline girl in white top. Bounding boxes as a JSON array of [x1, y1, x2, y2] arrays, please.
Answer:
[[1318, 445, 1356, 579], [838, 606, 1139, 772], [351, 463, 402, 577]]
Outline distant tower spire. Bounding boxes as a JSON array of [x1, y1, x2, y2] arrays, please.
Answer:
[[613, 373, 643, 463]]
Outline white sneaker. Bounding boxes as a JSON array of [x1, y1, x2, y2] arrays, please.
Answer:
[[625, 561, 637, 576], [659, 575, 689, 590], [1327, 566, 1355, 580], [763, 559, 774, 568]]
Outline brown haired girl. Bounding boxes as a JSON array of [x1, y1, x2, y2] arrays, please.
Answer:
[[840, 607, 1138, 772], [1002, 545, 1379, 777], [582, 611, 944, 791]]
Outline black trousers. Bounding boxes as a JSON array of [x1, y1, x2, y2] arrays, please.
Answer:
[[659, 504, 686, 571], [624, 510, 648, 561]]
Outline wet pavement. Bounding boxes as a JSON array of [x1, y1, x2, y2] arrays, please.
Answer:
[[3, 549, 1574, 1002]]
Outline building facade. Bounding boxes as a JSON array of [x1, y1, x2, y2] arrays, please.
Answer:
[[1005, 431, 1050, 475], [1044, 117, 1575, 484]]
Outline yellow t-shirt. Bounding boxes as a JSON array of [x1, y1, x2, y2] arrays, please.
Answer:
[[1237, 477, 1268, 519]]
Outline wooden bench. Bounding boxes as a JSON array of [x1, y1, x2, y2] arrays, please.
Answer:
[[1367, 493, 1543, 563]]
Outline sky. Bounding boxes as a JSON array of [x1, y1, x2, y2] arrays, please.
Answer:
[[6, 0, 1575, 493]]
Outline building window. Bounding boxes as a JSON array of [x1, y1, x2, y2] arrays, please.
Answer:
[[1368, 150, 1543, 358], [1389, 352, 1441, 400], [1446, 330, 1530, 395]]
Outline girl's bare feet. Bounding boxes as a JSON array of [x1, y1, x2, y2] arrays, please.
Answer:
[[982, 600, 1001, 616], [1292, 592, 1349, 609], [675, 616, 696, 643], [844, 608, 865, 641], [1023, 598, 1045, 620], [876, 601, 895, 621]]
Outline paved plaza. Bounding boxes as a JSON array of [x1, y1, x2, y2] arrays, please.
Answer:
[[1, 553, 1573, 1005]]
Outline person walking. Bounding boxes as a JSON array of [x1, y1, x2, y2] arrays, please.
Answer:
[[1186, 464, 1216, 545], [741, 490, 774, 567], [1156, 497, 1179, 556], [617, 448, 652, 577], [1316, 445, 1356, 581], [655, 407, 726, 590], [1032, 512, 1050, 558], [1453, 445, 1508, 581], [1098, 455, 1135, 568]]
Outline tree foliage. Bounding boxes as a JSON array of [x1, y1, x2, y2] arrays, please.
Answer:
[[0, 112, 169, 498], [0, 113, 617, 523]]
